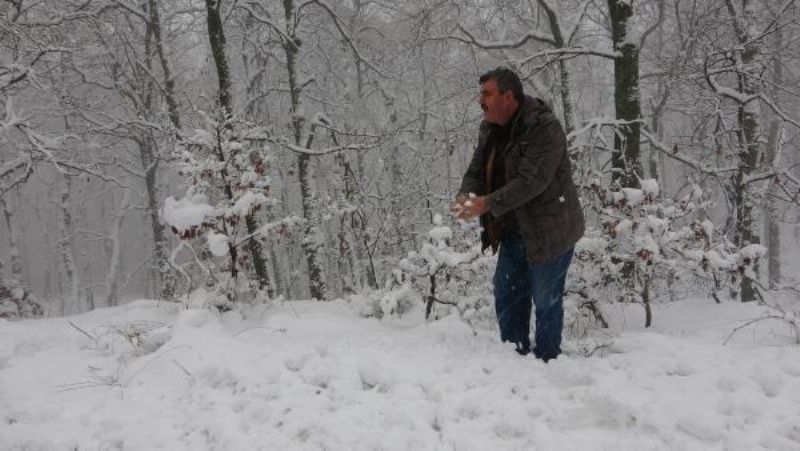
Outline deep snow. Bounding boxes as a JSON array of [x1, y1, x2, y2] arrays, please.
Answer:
[[1, 297, 799, 450]]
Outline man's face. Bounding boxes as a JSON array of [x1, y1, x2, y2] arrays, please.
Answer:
[[479, 79, 516, 125]]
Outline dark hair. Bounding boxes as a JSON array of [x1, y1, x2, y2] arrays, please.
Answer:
[[479, 67, 524, 102]]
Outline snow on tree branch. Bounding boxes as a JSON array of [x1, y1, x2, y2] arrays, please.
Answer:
[[454, 22, 556, 48]]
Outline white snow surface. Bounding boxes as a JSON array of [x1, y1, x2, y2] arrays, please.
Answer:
[[1, 298, 799, 450]]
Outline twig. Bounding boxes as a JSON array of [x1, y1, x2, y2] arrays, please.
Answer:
[[723, 315, 786, 345], [171, 358, 193, 378], [68, 321, 96, 341], [232, 326, 287, 337]]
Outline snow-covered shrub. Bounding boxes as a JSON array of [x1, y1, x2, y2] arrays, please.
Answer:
[[162, 111, 273, 307], [393, 214, 495, 325], [572, 172, 765, 327], [0, 270, 42, 319], [349, 280, 423, 320]]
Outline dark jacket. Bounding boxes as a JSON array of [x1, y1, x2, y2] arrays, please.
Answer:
[[459, 95, 585, 264]]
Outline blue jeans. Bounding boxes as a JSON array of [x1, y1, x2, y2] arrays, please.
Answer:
[[493, 231, 574, 361]]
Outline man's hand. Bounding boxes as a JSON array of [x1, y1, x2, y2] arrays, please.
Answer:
[[451, 193, 489, 221]]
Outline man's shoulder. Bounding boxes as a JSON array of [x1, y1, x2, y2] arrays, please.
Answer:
[[515, 96, 560, 135]]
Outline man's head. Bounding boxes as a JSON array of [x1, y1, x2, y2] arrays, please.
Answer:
[[479, 67, 523, 126]]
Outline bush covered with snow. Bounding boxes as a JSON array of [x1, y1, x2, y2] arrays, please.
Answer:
[[0, 271, 42, 320], [162, 111, 273, 306], [379, 214, 497, 326], [572, 173, 765, 328]]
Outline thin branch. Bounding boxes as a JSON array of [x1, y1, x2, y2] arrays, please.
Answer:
[[273, 137, 383, 156], [454, 22, 556, 49], [640, 0, 665, 51], [234, 2, 295, 44], [304, 0, 389, 78], [640, 128, 739, 176], [516, 46, 617, 66], [566, 0, 593, 46]]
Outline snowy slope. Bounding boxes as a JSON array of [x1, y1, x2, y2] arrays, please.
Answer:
[[1, 298, 799, 451]]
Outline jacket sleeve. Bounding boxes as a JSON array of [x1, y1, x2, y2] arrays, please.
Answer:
[[458, 127, 489, 196], [486, 118, 566, 217]]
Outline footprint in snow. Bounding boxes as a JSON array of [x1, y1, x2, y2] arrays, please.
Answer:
[[750, 371, 783, 397], [716, 375, 744, 393], [284, 352, 312, 372]]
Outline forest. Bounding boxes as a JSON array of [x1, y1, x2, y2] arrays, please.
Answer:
[[1, 0, 799, 323]]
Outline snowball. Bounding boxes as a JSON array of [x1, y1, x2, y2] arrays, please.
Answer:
[[207, 232, 229, 257], [162, 195, 215, 231]]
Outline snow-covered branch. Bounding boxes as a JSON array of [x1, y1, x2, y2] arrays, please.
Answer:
[[272, 136, 383, 156], [515, 47, 618, 66], [454, 23, 556, 49], [641, 128, 739, 176], [301, 0, 389, 78]]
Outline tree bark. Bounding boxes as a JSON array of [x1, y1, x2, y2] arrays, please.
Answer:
[[59, 177, 81, 314], [139, 4, 177, 300], [1, 196, 24, 282], [148, 0, 181, 131], [728, 0, 761, 302], [281, 0, 328, 300], [608, 0, 643, 188], [764, 20, 783, 290], [104, 191, 130, 307], [536, 0, 575, 137]]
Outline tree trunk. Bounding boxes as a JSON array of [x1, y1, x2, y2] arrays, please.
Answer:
[[608, 0, 642, 188], [148, 0, 181, 131], [104, 191, 130, 307], [59, 177, 81, 314], [1, 196, 24, 283], [205, 0, 233, 119], [140, 137, 175, 300], [139, 4, 177, 301], [729, 0, 761, 302], [536, 0, 575, 137], [242, 18, 277, 298], [764, 20, 783, 290], [282, 0, 328, 300]]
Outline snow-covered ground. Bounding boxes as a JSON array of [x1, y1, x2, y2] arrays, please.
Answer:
[[1, 297, 799, 450]]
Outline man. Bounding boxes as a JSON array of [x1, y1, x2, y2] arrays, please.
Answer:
[[453, 67, 584, 362]]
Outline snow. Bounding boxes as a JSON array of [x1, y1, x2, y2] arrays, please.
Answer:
[[640, 178, 659, 197], [1, 298, 799, 450], [206, 232, 229, 257], [428, 226, 452, 242], [621, 188, 644, 206], [228, 191, 268, 218], [162, 195, 215, 232]]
